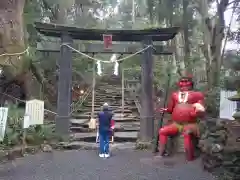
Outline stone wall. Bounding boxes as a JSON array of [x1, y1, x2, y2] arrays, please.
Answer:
[[199, 118, 240, 180]]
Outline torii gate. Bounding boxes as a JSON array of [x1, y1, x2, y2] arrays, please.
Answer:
[[35, 22, 179, 143]]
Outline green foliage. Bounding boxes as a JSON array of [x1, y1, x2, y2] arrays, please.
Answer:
[[0, 105, 59, 149], [1, 105, 24, 147], [224, 50, 240, 71], [205, 87, 221, 117]]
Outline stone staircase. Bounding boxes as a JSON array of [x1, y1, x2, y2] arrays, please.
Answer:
[[63, 76, 140, 149]]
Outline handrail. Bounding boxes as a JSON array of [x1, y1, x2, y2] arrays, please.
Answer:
[[70, 85, 93, 114], [70, 74, 103, 114], [134, 98, 141, 115]]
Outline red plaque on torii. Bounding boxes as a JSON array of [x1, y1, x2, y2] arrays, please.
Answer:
[[103, 34, 112, 50]]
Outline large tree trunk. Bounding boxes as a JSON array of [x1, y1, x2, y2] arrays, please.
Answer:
[[199, 0, 229, 116], [0, 0, 25, 65], [0, 0, 29, 101], [182, 0, 191, 73], [199, 0, 228, 89]]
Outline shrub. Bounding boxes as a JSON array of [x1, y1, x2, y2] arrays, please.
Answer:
[[0, 105, 60, 149]]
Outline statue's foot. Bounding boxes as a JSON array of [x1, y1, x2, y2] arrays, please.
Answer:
[[163, 152, 170, 157], [155, 152, 169, 158], [185, 150, 195, 161]]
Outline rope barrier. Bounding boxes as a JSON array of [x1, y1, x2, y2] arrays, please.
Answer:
[[0, 92, 57, 115], [0, 40, 157, 119], [61, 43, 153, 63], [0, 47, 29, 57]]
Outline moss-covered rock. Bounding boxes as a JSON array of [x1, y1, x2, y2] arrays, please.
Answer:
[[200, 118, 240, 180]]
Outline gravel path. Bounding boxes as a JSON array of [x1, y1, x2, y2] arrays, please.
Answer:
[[0, 150, 216, 180]]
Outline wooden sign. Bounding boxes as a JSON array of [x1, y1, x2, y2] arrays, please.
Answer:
[[0, 107, 9, 141], [103, 34, 112, 50], [25, 99, 44, 125]]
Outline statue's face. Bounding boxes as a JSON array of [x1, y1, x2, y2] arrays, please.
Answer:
[[178, 79, 192, 91]]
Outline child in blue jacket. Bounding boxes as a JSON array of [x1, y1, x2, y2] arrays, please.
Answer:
[[97, 103, 113, 158]]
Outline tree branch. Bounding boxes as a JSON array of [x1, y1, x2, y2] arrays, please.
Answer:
[[220, 1, 238, 65], [227, 0, 240, 6], [41, 0, 58, 20]]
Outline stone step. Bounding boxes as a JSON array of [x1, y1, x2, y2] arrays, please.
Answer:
[[95, 92, 121, 95], [70, 119, 89, 126], [82, 104, 102, 108], [124, 107, 138, 111], [85, 99, 118, 103], [85, 100, 120, 104], [71, 114, 140, 124], [70, 126, 139, 133], [81, 111, 132, 116], [83, 103, 121, 107], [71, 131, 138, 142], [70, 119, 140, 127], [75, 107, 118, 112], [70, 122, 140, 132], [115, 122, 140, 131], [82, 112, 98, 116], [92, 97, 121, 101], [83, 104, 120, 108], [86, 94, 122, 98], [113, 117, 139, 122], [71, 114, 91, 119], [82, 112, 119, 117], [59, 141, 136, 150], [104, 95, 122, 98], [70, 126, 93, 133], [113, 109, 133, 113]]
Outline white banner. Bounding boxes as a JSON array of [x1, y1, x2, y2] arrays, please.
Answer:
[[23, 115, 30, 129], [0, 107, 9, 141], [219, 91, 236, 120], [25, 99, 44, 125]]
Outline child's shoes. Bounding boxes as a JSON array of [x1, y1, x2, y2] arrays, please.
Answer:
[[104, 153, 110, 158], [99, 154, 104, 158]]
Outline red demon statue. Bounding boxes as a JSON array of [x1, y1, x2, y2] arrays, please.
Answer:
[[158, 74, 205, 161]]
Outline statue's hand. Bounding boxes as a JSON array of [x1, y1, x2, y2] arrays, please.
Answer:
[[193, 103, 205, 112], [190, 110, 197, 117]]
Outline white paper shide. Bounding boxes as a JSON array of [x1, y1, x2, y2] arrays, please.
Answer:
[[25, 99, 44, 126], [23, 114, 30, 129], [0, 107, 9, 141]]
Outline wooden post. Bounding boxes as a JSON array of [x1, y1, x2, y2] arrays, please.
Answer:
[[121, 68, 125, 116], [139, 36, 154, 142], [55, 33, 73, 134], [132, 0, 135, 23], [91, 62, 95, 118]]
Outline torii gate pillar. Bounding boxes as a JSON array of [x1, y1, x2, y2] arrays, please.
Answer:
[[140, 36, 154, 142], [55, 33, 73, 134]]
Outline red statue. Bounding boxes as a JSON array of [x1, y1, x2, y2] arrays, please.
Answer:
[[158, 74, 205, 161]]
